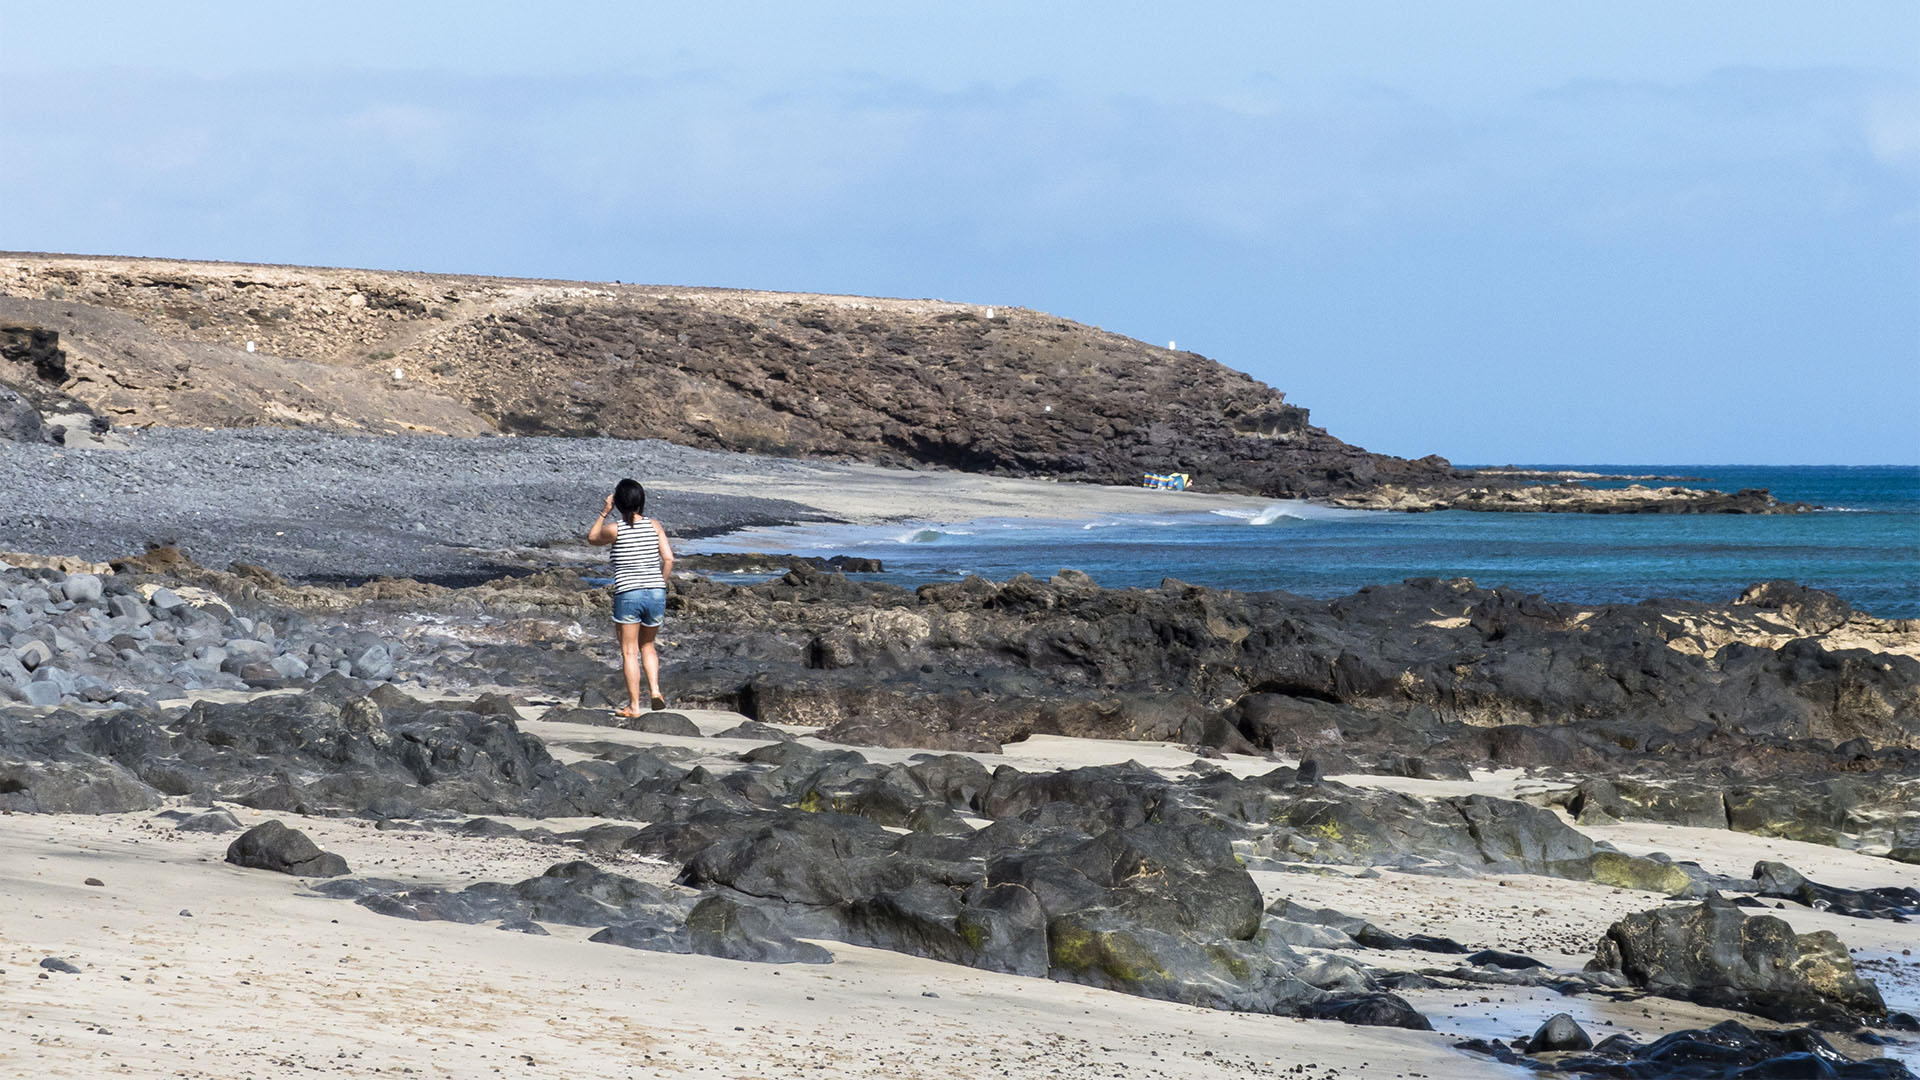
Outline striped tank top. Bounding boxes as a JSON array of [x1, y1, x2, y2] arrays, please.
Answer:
[[609, 517, 667, 592]]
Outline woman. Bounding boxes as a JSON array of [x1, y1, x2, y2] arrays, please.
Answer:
[[587, 478, 675, 715]]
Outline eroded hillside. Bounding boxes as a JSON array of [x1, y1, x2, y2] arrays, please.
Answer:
[[0, 253, 1454, 498]]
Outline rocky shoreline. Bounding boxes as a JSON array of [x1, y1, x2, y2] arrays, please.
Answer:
[[1332, 482, 1810, 514], [3, 547, 1915, 1077]]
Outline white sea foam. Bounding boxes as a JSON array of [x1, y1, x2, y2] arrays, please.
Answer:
[[1210, 503, 1314, 524], [1209, 501, 1382, 524]]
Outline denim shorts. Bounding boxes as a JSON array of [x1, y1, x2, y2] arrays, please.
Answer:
[[611, 588, 667, 627]]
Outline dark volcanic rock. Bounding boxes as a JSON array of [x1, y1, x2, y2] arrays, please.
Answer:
[[224, 820, 349, 877], [1587, 898, 1887, 1022], [677, 809, 936, 907], [1, 689, 621, 819], [321, 861, 689, 930], [677, 553, 883, 575], [589, 918, 690, 954], [1467, 949, 1549, 971], [173, 809, 244, 833], [1521, 1012, 1594, 1053], [711, 720, 795, 742], [1469, 1020, 1916, 1079], [1302, 993, 1433, 1031], [1043, 906, 1321, 1014], [0, 386, 44, 443], [1751, 860, 1920, 920], [819, 717, 1000, 755], [838, 880, 1049, 977], [986, 824, 1263, 942], [617, 711, 703, 738], [686, 895, 832, 965]]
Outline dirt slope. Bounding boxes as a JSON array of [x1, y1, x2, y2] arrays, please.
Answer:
[[0, 253, 1452, 498]]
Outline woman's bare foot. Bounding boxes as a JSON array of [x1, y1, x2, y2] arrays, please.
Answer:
[[615, 705, 644, 719]]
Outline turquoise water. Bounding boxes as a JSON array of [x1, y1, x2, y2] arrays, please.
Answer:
[[704, 466, 1920, 618]]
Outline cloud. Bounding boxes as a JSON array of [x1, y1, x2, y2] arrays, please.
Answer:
[[3, 63, 1908, 265]]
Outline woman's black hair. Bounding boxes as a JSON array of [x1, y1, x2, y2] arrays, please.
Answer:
[[613, 478, 646, 523]]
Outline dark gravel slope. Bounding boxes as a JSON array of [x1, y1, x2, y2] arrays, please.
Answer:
[[0, 428, 828, 583]]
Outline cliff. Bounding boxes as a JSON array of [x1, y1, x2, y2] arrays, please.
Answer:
[[0, 253, 1449, 498]]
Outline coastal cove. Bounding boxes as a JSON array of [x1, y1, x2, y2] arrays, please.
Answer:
[[695, 465, 1920, 619], [4, 6, 1916, 1077]]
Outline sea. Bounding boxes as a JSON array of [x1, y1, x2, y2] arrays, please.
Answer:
[[701, 465, 1920, 619]]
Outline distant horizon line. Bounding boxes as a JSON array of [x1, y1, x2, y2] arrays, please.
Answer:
[[1459, 462, 1919, 469]]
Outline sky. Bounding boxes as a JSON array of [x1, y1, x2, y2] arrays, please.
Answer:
[[2, 1, 1915, 464]]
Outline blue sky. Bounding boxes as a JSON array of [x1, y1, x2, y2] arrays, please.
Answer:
[[2, 1, 1914, 464]]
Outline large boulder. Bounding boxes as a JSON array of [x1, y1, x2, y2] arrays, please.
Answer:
[[986, 823, 1264, 942], [677, 809, 935, 907], [224, 820, 350, 877], [1586, 898, 1885, 1022], [0, 386, 44, 442], [0, 757, 161, 814], [1045, 907, 1319, 1013], [686, 895, 832, 964], [838, 880, 1048, 977]]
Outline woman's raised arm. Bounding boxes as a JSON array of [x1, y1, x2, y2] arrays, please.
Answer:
[[587, 493, 620, 546]]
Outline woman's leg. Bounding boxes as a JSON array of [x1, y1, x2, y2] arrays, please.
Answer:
[[618, 622, 643, 714], [639, 624, 663, 707]]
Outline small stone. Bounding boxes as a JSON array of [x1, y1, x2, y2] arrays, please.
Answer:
[[20, 681, 63, 707], [62, 574, 104, 604], [107, 594, 150, 625], [38, 957, 80, 974], [83, 877, 103, 887], [14, 639, 52, 671]]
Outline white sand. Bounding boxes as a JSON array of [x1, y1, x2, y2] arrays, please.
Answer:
[[659, 459, 1280, 532]]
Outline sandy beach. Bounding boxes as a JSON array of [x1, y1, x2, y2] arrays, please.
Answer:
[[1, 801, 1473, 1080], [7, 701, 1914, 1078], [3, 483, 1916, 1079]]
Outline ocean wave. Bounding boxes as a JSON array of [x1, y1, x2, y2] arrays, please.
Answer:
[[1211, 504, 1312, 525]]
